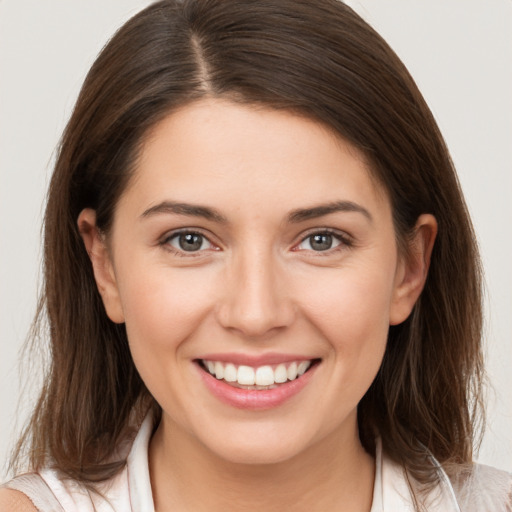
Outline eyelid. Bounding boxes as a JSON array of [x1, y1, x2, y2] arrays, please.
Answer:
[[292, 228, 353, 253], [159, 228, 220, 256], [158, 227, 353, 257]]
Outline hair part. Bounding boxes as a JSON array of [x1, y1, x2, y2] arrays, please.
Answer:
[[12, 0, 484, 496]]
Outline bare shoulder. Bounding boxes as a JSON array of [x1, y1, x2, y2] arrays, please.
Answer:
[[0, 488, 37, 511]]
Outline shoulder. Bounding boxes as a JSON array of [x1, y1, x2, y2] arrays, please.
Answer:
[[1, 472, 65, 512], [0, 488, 38, 512], [449, 463, 512, 511]]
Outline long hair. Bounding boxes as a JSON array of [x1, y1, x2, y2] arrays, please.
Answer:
[[12, 0, 484, 488]]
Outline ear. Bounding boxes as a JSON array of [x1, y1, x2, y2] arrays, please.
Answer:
[[77, 208, 125, 324], [389, 214, 438, 326]]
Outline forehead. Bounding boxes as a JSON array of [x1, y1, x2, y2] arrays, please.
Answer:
[[119, 98, 391, 221]]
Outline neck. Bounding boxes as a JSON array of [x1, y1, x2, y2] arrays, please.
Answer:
[[149, 413, 375, 512]]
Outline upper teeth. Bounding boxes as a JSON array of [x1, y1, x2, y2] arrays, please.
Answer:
[[203, 360, 312, 386]]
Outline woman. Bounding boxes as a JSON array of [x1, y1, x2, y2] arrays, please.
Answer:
[[1, 0, 511, 510]]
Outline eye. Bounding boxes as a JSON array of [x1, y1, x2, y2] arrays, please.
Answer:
[[296, 232, 344, 252], [166, 232, 214, 253]]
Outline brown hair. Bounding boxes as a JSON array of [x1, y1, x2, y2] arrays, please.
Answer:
[[12, 0, 484, 492]]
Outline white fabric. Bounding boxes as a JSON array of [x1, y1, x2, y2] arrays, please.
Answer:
[[3, 414, 511, 511]]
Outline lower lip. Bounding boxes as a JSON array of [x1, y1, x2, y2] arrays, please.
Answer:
[[197, 363, 318, 410]]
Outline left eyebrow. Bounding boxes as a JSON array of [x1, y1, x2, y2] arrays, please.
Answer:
[[287, 201, 373, 224]]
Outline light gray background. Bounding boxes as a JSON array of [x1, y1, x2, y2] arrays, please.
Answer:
[[1, 1, 511, 480]]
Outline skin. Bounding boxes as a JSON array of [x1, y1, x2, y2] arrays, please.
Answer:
[[78, 98, 437, 511], [0, 490, 37, 512]]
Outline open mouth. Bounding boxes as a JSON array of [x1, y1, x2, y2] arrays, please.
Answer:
[[197, 358, 321, 390]]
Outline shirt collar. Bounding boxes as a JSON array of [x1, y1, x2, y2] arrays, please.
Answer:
[[127, 412, 155, 512], [126, 414, 461, 512], [372, 437, 461, 512]]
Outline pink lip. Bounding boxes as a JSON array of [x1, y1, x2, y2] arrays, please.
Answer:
[[197, 352, 315, 366], [195, 360, 319, 411]]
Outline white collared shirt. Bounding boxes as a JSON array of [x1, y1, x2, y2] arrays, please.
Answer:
[[4, 413, 512, 511]]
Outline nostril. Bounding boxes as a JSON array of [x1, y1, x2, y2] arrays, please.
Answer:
[[216, 299, 296, 339]]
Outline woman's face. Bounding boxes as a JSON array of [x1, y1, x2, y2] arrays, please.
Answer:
[[82, 98, 432, 464]]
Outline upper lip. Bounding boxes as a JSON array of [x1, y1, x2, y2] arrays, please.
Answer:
[[196, 352, 319, 367]]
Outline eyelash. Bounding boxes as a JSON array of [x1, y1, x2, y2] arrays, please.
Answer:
[[159, 228, 353, 257], [159, 229, 216, 257], [294, 228, 353, 255]]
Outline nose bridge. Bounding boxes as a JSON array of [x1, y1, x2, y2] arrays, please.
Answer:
[[217, 243, 293, 337]]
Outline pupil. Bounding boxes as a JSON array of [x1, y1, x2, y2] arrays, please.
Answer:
[[311, 234, 332, 251], [179, 233, 202, 251]]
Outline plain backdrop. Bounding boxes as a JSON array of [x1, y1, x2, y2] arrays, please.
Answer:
[[1, 1, 511, 480]]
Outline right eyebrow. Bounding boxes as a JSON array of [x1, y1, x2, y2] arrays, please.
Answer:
[[140, 201, 228, 224]]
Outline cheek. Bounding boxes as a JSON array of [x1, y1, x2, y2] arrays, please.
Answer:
[[299, 262, 396, 345], [115, 262, 221, 417], [116, 261, 217, 356], [295, 261, 396, 393]]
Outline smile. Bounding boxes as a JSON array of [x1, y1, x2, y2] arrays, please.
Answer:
[[200, 359, 315, 389], [196, 357, 320, 410]]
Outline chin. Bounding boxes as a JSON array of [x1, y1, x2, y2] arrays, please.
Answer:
[[212, 441, 303, 466], [197, 423, 316, 466]]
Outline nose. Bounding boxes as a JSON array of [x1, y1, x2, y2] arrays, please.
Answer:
[[216, 248, 295, 339]]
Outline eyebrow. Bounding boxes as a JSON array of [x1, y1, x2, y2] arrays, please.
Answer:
[[140, 199, 372, 224], [140, 201, 228, 223], [287, 201, 373, 223]]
